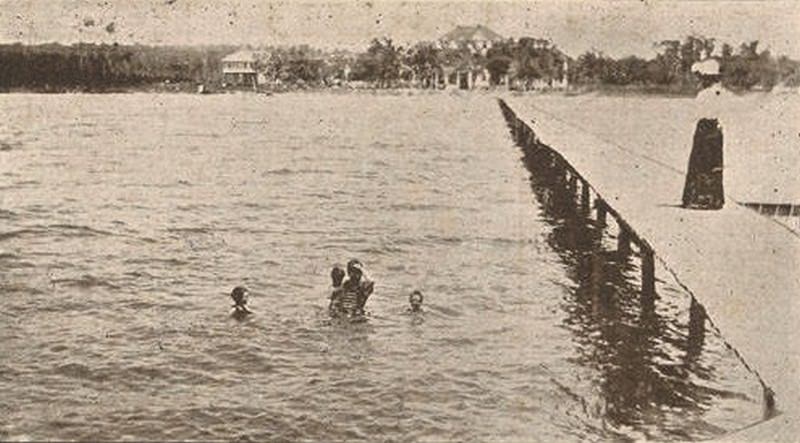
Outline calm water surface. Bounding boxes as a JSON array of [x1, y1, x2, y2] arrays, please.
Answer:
[[0, 93, 764, 441]]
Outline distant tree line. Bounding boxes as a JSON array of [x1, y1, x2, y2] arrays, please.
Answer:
[[0, 43, 235, 92], [345, 36, 569, 90], [570, 36, 800, 91], [1, 35, 798, 92]]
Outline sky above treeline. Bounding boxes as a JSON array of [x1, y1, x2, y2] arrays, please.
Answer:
[[2, 0, 799, 59]]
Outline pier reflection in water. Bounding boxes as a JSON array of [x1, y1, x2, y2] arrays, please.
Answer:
[[509, 117, 762, 440]]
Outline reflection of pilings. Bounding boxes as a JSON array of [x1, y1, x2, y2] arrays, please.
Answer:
[[590, 248, 605, 296], [499, 98, 657, 298], [687, 298, 706, 362]]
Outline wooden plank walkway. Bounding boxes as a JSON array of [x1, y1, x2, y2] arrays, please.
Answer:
[[502, 98, 800, 438]]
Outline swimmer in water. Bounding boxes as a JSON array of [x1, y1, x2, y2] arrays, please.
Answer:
[[408, 290, 424, 313], [328, 264, 346, 315], [331, 259, 374, 318], [230, 286, 252, 317]]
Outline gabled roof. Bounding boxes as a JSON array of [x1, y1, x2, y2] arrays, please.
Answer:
[[222, 50, 257, 63], [222, 50, 256, 63], [440, 25, 504, 43]]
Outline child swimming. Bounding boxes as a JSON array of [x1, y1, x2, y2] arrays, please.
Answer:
[[229, 286, 252, 318], [408, 290, 424, 313]]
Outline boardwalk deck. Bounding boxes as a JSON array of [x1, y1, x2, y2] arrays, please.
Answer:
[[502, 98, 800, 437]]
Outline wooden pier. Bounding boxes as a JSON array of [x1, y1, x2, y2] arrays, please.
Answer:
[[498, 98, 800, 438]]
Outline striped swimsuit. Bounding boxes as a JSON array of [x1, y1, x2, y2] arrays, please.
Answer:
[[332, 278, 372, 317]]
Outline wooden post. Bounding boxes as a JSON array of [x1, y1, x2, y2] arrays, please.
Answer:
[[568, 173, 578, 196], [617, 225, 631, 256], [642, 247, 655, 297], [764, 386, 777, 419], [580, 181, 591, 214], [595, 199, 607, 228], [559, 163, 569, 186]]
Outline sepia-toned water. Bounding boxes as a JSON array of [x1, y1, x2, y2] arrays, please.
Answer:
[[0, 92, 769, 441]]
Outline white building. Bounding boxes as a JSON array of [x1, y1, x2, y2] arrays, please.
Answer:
[[439, 25, 504, 52], [221, 49, 270, 88], [439, 25, 504, 90]]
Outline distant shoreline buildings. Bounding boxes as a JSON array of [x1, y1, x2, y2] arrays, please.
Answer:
[[218, 25, 570, 92], [221, 49, 259, 88], [0, 27, 796, 94]]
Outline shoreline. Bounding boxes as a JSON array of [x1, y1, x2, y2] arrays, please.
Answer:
[[1, 84, 795, 98]]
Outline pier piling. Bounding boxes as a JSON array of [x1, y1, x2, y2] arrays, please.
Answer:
[[617, 225, 631, 256], [580, 181, 591, 214], [568, 173, 578, 197], [641, 246, 656, 297], [595, 199, 607, 228]]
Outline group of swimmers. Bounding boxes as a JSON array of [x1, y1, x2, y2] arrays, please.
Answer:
[[228, 258, 424, 319]]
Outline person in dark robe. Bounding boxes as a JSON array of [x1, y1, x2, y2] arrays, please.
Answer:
[[682, 58, 726, 210], [682, 118, 724, 209]]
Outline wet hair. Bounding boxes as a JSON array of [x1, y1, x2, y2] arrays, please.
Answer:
[[331, 265, 345, 287], [409, 290, 423, 304], [230, 286, 248, 307]]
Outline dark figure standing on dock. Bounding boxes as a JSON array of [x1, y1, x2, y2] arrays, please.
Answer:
[[682, 118, 724, 209], [682, 58, 726, 210]]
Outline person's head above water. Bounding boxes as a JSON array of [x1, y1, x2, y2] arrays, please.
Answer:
[[230, 286, 249, 310], [346, 259, 364, 282], [409, 290, 423, 311], [331, 264, 346, 287]]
